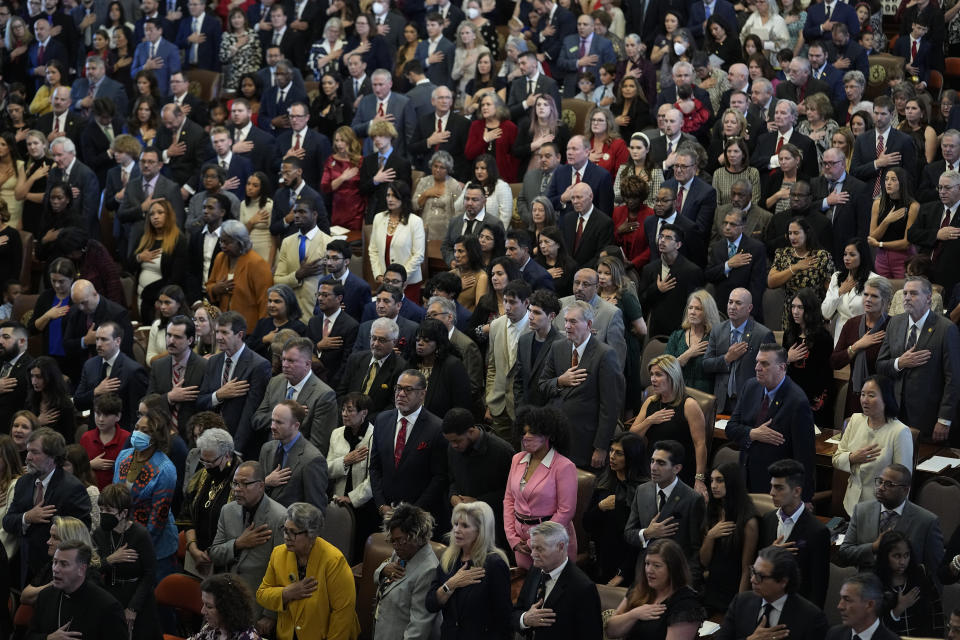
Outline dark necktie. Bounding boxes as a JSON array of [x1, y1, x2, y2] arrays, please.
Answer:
[[273, 442, 285, 470], [465, 218, 477, 235], [574, 215, 585, 253], [536, 573, 551, 602], [657, 489, 666, 513], [394, 417, 408, 468], [933, 207, 954, 262], [879, 509, 899, 533], [727, 329, 742, 396], [760, 602, 774, 624], [222, 356, 233, 386], [100, 359, 109, 380], [756, 392, 771, 426], [906, 324, 918, 351], [299, 234, 307, 263]]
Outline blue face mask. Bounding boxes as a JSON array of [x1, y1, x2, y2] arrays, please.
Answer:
[[130, 430, 152, 451]]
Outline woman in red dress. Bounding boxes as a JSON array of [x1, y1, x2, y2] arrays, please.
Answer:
[[465, 94, 519, 183], [320, 126, 366, 231], [586, 106, 629, 178]]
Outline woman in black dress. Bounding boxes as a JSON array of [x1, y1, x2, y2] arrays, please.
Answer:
[[26, 356, 76, 444], [875, 531, 944, 637], [406, 318, 472, 419], [92, 483, 162, 640], [533, 225, 577, 298], [605, 538, 705, 640], [782, 287, 834, 427], [629, 354, 708, 495], [245, 284, 307, 359], [16, 130, 54, 239], [310, 71, 354, 139]]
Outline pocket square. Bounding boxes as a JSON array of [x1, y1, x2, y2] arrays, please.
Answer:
[[417, 441, 428, 450]]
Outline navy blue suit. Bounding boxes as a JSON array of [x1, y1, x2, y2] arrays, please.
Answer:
[[535, 5, 577, 63], [892, 35, 933, 84], [175, 12, 222, 70], [228, 123, 276, 175], [70, 76, 128, 118], [134, 14, 177, 44], [810, 63, 846, 102], [270, 183, 329, 238], [271, 128, 330, 188], [414, 37, 456, 89], [258, 83, 309, 135], [28, 39, 69, 89], [825, 40, 869, 77], [360, 297, 426, 324], [663, 176, 715, 257], [803, 1, 860, 42], [545, 162, 614, 217], [213, 154, 254, 200], [687, 0, 738, 42], [339, 271, 372, 321], [520, 258, 555, 291], [556, 33, 616, 98], [131, 38, 181, 95]]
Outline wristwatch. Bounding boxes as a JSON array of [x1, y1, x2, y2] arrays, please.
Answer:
[[695, 473, 706, 482], [441, 583, 451, 594]]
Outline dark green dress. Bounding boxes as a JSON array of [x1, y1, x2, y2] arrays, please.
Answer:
[[615, 290, 645, 410], [665, 329, 712, 393]]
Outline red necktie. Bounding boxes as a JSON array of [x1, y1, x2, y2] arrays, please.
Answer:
[[934, 207, 954, 262], [756, 393, 771, 426], [38, 44, 45, 64], [574, 215, 585, 253], [434, 117, 442, 150], [378, 102, 385, 117], [293, 133, 301, 150], [571, 347, 579, 368], [323, 317, 331, 338], [578, 37, 587, 71], [574, 170, 581, 184], [394, 417, 407, 468], [676, 186, 685, 213], [873, 134, 885, 197], [775, 135, 784, 155], [911, 40, 918, 62]]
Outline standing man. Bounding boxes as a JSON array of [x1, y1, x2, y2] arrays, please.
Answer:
[[71, 56, 128, 119], [516, 289, 564, 407], [647, 108, 696, 181], [308, 280, 359, 389], [517, 144, 562, 226], [705, 212, 768, 318], [644, 186, 699, 261], [507, 229, 554, 291], [546, 136, 614, 217], [811, 147, 870, 266], [485, 280, 532, 440], [415, 13, 455, 90], [273, 201, 334, 319], [48, 137, 101, 240], [749, 100, 819, 179], [408, 87, 470, 177], [440, 183, 504, 266], [259, 60, 308, 135], [909, 170, 960, 298], [270, 158, 329, 239], [157, 102, 210, 197], [324, 239, 372, 321], [337, 318, 409, 416], [353, 284, 420, 353], [507, 51, 563, 120], [531, 0, 577, 67], [638, 223, 704, 336], [209, 126, 252, 200], [553, 268, 627, 369], [556, 13, 616, 97], [711, 179, 773, 245], [175, 0, 221, 71], [662, 145, 715, 264], [229, 98, 276, 173], [258, 399, 329, 508], [131, 18, 182, 95], [117, 147, 185, 255], [166, 71, 210, 127], [559, 183, 615, 269], [271, 101, 330, 188], [850, 96, 918, 198], [62, 280, 133, 382], [147, 315, 208, 433], [185, 194, 226, 304], [351, 68, 416, 157], [917, 130, 960, 203], [0, 321, 34, 432], [73, 322, 149, 426]]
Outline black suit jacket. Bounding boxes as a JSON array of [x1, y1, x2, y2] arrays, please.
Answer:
[[638, 254, 705, 336], [825, 623, 900, 640], [155, 118, 210, 187], [850, 128, 918, 186], [408, 111, 471, 178], [917, 159, 948, 204], [369, 407, 448, 518], [751, 129, 820, 179], [644, 213, 700, 263], [74, 352, 149, 424], [358, 151, 413, 224], [271, 128, 330, 188], [62, 297, 133, 380], [146, 351, 208, 434], [0, 353, 32, 431], [341, 271, 372, 321], [705, 235, 768, 319], [647, 133, 696, 180], [79, 116, 125, 187], [164, 92, 210, 127], [758, 508, 831, 608], [340, 73, 372, 107], [307, 311, 359, 387], [520, 258, 555, 292], [511, 562, 602, 640], [559, 208, 615, 269], [810, 173, 870, 266], [515, 327, 563, 407], [507, 74, 563, 121], [535, 4, 576, 62], [25, 580, 127, 640], [337, 350, 407, 416], [774, 77, 833, 104], [37, 111, 85, 145], [715, 591, 828, 640], [545, 162, 614, 217], [270, 183, 329, 238], [908, 200, 960, 295], [48, 160, 101, 241], [227, 123, 277, 175]]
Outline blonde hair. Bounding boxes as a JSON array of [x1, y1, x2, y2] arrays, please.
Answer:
[[333, 125, 363, 165], [135, 199, 181, 256], [53, 515, 101, 568], [648, 354, 686, 407], [680, 289, 721, 332], [440, 501, 508, 572]]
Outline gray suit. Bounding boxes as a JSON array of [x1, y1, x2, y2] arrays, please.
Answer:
[[405, 80, 437, 119], [208, 494, 287, 618], [553, 294, 627, 371], [837, 499, 943, 576], [372, 541, 440, 640], [701, 317, 775, 413], [538, 335, 625, 468], [624, 479, 706, 570], [257, 434, 329, 510], [440, 211, 504, 266], [252, 372, 338, 456], [515, 327, 564, 407], [146, 351, 208, 435]]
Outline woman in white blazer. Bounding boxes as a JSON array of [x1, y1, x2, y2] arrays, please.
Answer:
[[368, 180, 426, 302], [328, 392, 378, 553]]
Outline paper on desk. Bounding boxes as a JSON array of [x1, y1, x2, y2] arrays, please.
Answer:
[[700, 621, 721, 636], [715, 419, 728, 431], [815, 425, 821, 435], [825, 435, 842, 445], [917, 455, 960, 473]]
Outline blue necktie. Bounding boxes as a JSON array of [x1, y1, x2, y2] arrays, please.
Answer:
[[727, 328, 742, 396], [728, 241, 737, 259], [705, 2, 713, 18], [298, 234, 307, 263], [286, 384, 295, 399]]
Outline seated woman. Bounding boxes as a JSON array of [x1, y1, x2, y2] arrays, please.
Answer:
[[821, 238, 879, 345], [246, 284, 307, 360], [26, 356, 76, 445], [783, 287, 834, 426], [182, 428, 243, 578], [454, 154, 513, 231], [426, 501, 512, 639], [503, 406, 578, 569], [615, 133, 655, 208], [666, 290, 721, 395], [328, 392, 377, 555], [412, 151, 463, 241], [700, 461, 759, 616], [144, 285, 188, 365], [527, 197, 557, 255], [832, 374, 913, 516], [585, 107, 629, 179], [92, 483, 162, 640], [534, 226, 577, 298], [875, 531, 944, 637], [452, 235, 489, 313], [190, 573, 261, 640], [407, 318, 472, 419], [605, 539, 706, 640], [205, 220, 274, 332], [511, 95, 570, 178], [368, 181, 426, 303], [583, 432, 646, 586], [712, 137, 760, 208], [256, 502, 359, 640], [629, 354, 708, 495]]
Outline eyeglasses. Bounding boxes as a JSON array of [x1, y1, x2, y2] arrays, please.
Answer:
[[395, 384, 426, 394], [937, 184, 960, 191], [283, 527, 307, 538], [750, 567, 775, 581], [822, 159, 844, 166], [199, 454, 224, 466], [370, 335, 393, 343], [874, 477, 908, 489], [231, 479, 262, 489], [388, 535, 410, 547]]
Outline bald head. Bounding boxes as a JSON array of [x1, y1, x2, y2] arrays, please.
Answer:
[[728, 64, 749, 89], [570, 182, 594, 213], [566, 135, 590, 168], [71, 279, 101, 313], [572, 268, 599, 301], [663, 108, 683, 136], [727, 287, 753, 324]]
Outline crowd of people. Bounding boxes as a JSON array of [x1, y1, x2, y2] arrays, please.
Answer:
[[0, 0, 959, 637]]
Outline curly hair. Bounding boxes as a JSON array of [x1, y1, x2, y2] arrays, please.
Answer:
[[199, 573, 257, 633], [516, 405, 570, 456], [383, 502, 435, 546]]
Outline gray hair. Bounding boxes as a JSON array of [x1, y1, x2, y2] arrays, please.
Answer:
[[286, 502, 325, 539], [275, 60, 293, 74], [50, 136, 75, 155], [731, 177, 753, 193], [323, 16, 343, 38], [905, 275, 933, 297], [85, 56, 105, 70], [776, 99, 799, 119], [266, 283, 301, 320], [531, 196, 557, 224], [563, 300, 595, 324], [429, 150, 455, 173], [791, 56, 811, 73], [672, 60, 693, 76], [843, 70, 866, 88], [624, 33, 642, 46], [426, 295, 456, 318], [371, 317, 399, 340], [864, 276, 893, 307], [529, 520, 569, 546], [843, 573, 884, 606], [195, 428, 235, 458], [219, 220, 253, 253], [942, 169, 960, 184], [431, 85, 453, 100], [753, 77, 773, 94], [371, 68, 392, 82]]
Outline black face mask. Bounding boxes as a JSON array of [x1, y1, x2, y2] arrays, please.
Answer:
[[100, 513, 120, 532]]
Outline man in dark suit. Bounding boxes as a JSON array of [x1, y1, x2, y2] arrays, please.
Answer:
[[763, 182, 832, 259], [644, 186, 700, 262], [850, 96, 918, 197], [824, 23, 870, 76], [512, 520, 602, 640], [751, 78, 778, 127], [185, 194, 225, 304], [716, 546, 828, 640], [354, 285, 420, 353], [257, 400, 328, 509], [531, 0, 577, 65], [508, 229, 554, 291], [284, 0, 325, 47], [663, 146, 715, 262], [876, 276, 960, 443], [638, 223, 704, 336], [71, 57, 128, 119], [135, 0, 177, 44], [909, 169, 960, 297], [538, 301, 624, 469], [717, 66, 752, 114], [555, 15, 615, 97], [805, 44, 845, 102], [358, 266, 426, 324], [517, 143, 562, 226], [440, 183, 505, 265], [228, 98, 276, 175], [372, 2, 406, 51], [263, 5, 306, 70], [195, 311, 273, 461], [401, 61, 437, 120], [369, 369, 448, 523], [270, 157, 329, 238], [559, 182, 615, 270], [706, 212, 768, 322], [828, 575, 902, 640], [507, 51, 563, 120], [308, 280, 359, 389], [38, 88, 86, 148], [253, 337, 338, 455], [647, 108, 696, 181], [548, 136, 614, 216], [802, 0, 860, 45], [146, 315, 207, 433], [27, 18, 68, 90], [434, 0, 464, 41], [415, 13, 456, 90], [726, 345, 816, 500], [131, 19, 182, 95], [49, 137, 101, 241], [758, 459, 830, 607], [408, 86, 471, 178], [62, 280, 133, 382], [258, 61, 308, 136], [341, 53, 372, 109], [624, 439, 705, 570], [892, 19, 933, 86], [156, 102, 209, 193], [164, 72, 210, 128], [0, 322, 34, 433], [351, 69, 417, 157], [687, 0, 737, 45], [176, 0, 221, 70], [338, 317, 409, 416], [208, 126, 254, 201], [655, 62, 714, 123], [750, 99, 820, 179], [916, 129, 959, 203], [117, 149, 186, 256], [811, 148, 870, 265], [324, 239, 372, 321], [516, 289, 563, 407], [79, 99, 125, 189], [358, 122, 414, 224], [74, 322, 149, 427], [271, 102, 330, 188], [703, 288, 775, 413], [2, 429, 92, 585], [256, 46, 308, 94]]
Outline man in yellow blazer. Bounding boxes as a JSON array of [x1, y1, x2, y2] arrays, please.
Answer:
[[274, 202, 335, 319]]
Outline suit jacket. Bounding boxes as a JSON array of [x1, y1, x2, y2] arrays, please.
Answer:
[[406, 80, 438, 120], [838, 499, 943, 575], [622, 0, 661, 47], [25, 580, 127, 640], [711, 203, 773, 245], [375, 542, 440, 640], [259, 82, 309, 136], [705, 236, 768, 322], [556, 34, 616, 97], [164, 92, 210, 128], [520, 258, 555, 292], [62, 296, 134, 366], [824, 623, 900, 640], [535, 4, 577, 62], [485, 314, 531, 419], [850, 128, 918, 187], [255, 64, 308, 95], [449, 327, 484, 409], [824, 40, 870, 76], [273, 227, 335, 318], [655, 85, 715, 121], [539, 336, 625, 468], [414, 36, 456, 90], [70, 76, 128, 118], [687, 0, 738, 41], [892, 35, 932, 83], [440, 211, 504, 265], [360, 297, 427, 325], [210, 154, 253, 201], [702, 317, 775, 411], [27, 39, 69, 89], [154, 118, 209, 188], [228, 123, 277, 174], [185, 226, 221, 303], [2, 467, 92, 584], [351, 92, 416, 157], [196, 346, 272, 460], [307, 311, 359, 388], [553, 294, 627, 371], [270, 183, 329, 238], [131, 38, 182, 95], [908, 200, 960, 295], [917, 159, 950, 204], [271, 128, 330, 188], [516, 327, 564, 407], [517, 167, 556, 226], [810, 173, 870, 266], [775, 77, 834, 107], [175, 11, 222, 71], [715, 591, 828, 640], [559, 207, 615, 269], [647, 133, 697, 181], [74, 352, 149, 425], [337, 350, 407, 416], [511, 561, 601, 640], [726, 376, 816, 500], [876, 311, 960, 439], [808, 63, 846, 102], [341, 271, 372, 321], [48, 160, 101, 241], [802, 0, 860, 42], [257, 432, 329, 508], [353, 316, 419, 355], [507, 73, 562, 121], [253, 372, 339, 455], [638, 254, 705, 336], [663, 176, 716, 251], [369, 407, 448, 518], [751, 129, 820, 179], [758, 508, 830, 607], [624, 479, 706, 567], [146, 351, 208, 432], [79, 117, 125, 188], [0, 353, 33, 434], [546, 163, 614, 219], [358, 150, 414, 224], [117, 173, 186, 244], [408, 110, 471, 177], [644, 212, 701, 263], [340, 73, 372, 107]]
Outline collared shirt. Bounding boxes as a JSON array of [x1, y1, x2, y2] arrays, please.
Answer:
[[571, 332, 591, 364], [776, 501, 804, 540], [851, 616, 882, 640], [434, 111, 450, 131], [276, 431, 301, 468], [235, 122, 253, 142], [201, 224, 222, 281], [941, 202, 959, 227], [212, 344, 245, 406], [322, 307, 342, 330], [763, 375, 787, 402], [102, 350, 120, 377], [519, 555, 569, 628], [769, 127, 795, 168], [639, 475, 680, 546], [460, 209, 487, 234], [376, 93, 392, 116], [64, 158, 77, 178], [286, 370, 312, 401], [760, 593, 789, 626], [821, 171, 847, 210], [427, 34, 442, 59], [724, 235, 743, 275], [574, 205, 594, 228], [729, 317, 749, 339], [395, 405, 423, 443], [299, 224, 319, 244], [217, 151, 233, 168], [22, 467, 56, 529]]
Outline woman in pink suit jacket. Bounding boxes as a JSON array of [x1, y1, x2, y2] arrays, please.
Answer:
[[502, 406, 578, 569]]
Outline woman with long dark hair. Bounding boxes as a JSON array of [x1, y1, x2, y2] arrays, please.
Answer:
[[109, 26, 135, 95], [712, 137, 760, 207], [145, 285, 188, 365], [874, 531, 944, 637], [239, 171, 274, 265], [768, 216, 835, 328], [868, 166, 919, 279], [477, 222, 505, 267], [407, 318, 472, 418], [782, 287, 834, 425], [311, 72, 355, 139], [368, 180, 425, 303], [467, 256, 520, 346], [452, 235, 488, 313], [612, 73, 652, 141], [129, 199, 188, 323], [26, 356, 76, 443], [700, 461, 759, 616], [510, 95, 570, 177], [127, 96, 160, 147], [822, 238, 879, 344], [897, 97, 937, 165], [37, 181, 82, 259], [28, 258, 75, 368], [28, 59, 68, 117], [534, 225, 577, 297], [463, 51, 507, 117]]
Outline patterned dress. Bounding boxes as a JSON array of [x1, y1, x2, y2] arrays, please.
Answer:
[[114, 448, 179, 561], [771, 247, 836, 329], [219, 29, 263, 92]]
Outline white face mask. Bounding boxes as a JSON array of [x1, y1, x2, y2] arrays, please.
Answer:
[[466, 6, 480, 18], [372, 1, 385, 14], [673, 42, 687, 56]]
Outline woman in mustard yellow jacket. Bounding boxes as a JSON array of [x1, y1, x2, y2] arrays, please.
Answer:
[[257, 502, 359, 640]]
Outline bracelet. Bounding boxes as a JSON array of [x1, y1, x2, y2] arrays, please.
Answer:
[[789, 265, 795, 274], [848, 345, 856, 358], [879, 241, 884, 248], [441, 582, 451, 594], [695, 473, 706, 481], [187, 540, 198, 549]]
